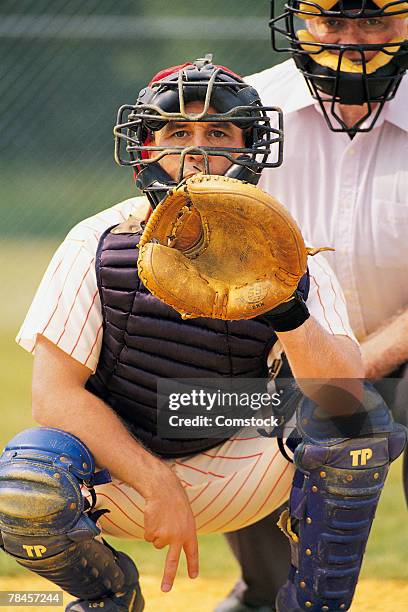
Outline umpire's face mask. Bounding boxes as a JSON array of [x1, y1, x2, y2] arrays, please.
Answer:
[[306, 12, 408, 63], [148, 102, 246, 182]]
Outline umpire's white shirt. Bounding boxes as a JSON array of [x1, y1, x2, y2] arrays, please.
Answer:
[[247, 60, 408, 340]]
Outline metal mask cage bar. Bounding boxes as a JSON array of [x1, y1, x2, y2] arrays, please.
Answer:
[[177, 67, 219, 119], [301, 44, 400, 131], [279, 37, 408, 57], [296, 43, 407, 78], [126, 104, 276, 124], [270, 0, 408, 54], [114, 104, 284, 178], [304, 72, 393, 133], [287, 0, 408, 19], [143, 67, 255, 121]]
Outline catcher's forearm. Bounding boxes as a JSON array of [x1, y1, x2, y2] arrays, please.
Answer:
[[276, 316, 362, 378], [276, 316, 364, 414], [361, 308, 408, 379]]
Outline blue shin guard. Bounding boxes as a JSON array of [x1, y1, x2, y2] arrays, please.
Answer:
[[276, 385, 407, 612], [0, 427, 142, 607]]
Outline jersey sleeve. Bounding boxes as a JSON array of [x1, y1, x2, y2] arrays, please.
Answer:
[[306, 254, 358, 344], [16, 236, 102, 373]]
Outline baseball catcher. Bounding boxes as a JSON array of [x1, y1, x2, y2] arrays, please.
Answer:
[[0, 56, 405, 612]]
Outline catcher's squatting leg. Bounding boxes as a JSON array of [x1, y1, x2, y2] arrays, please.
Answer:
[[0, 427, 144, 611], [275, 383, 407, 612], [222, 363, 408, 611]]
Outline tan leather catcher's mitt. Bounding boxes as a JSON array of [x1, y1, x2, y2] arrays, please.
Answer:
[[138, 175, 320, 320]]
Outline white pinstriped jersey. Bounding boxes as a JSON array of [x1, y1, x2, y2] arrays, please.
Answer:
[[16, 195, 357, 372]]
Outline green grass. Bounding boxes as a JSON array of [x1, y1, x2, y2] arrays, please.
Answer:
[[0, 238, 407, 581]]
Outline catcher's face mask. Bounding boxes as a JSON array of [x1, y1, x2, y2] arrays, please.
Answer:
[[269, 0, 408, 133], [114, 55, 284, 208]]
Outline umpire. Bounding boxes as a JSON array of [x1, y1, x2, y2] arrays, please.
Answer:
[[217, 1, 408, 611]]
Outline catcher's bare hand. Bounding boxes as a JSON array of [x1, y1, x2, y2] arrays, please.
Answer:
[[143, 468, 199, 592]]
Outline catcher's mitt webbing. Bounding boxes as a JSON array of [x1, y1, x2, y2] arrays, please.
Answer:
[[138, 174, 328, 321]]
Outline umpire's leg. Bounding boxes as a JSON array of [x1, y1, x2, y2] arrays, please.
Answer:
[[398, 362, 408, 505], [375, 361, 408, 504], [216, 504, 290, 611], [216, 366, 408, 612]]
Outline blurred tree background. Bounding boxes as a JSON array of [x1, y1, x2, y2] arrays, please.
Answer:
[[0, 0, 284, 238]]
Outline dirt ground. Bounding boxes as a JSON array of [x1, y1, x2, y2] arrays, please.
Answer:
[[0, 575, 407, 611]]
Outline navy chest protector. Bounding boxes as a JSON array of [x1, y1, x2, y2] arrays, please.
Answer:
[[86, 225, 310, 458]]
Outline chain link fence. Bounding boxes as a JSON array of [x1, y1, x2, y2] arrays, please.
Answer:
[[1, 0, 286, 238]]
